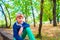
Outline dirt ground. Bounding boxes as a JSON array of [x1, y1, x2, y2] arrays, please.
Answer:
[[31, 23, 60, 36], [0, 23, 60, 40]]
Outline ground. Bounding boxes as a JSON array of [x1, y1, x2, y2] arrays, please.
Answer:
[[31, 23, 60, 40], [0, 23, 60, 40]]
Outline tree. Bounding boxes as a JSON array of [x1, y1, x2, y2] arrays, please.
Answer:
[[37, 0, 44, 39], [2, 1, 11, 28], [31, 0, 36, 27], [56, 0, 60, 24], [53, 0, 57, 26], [0, 4, 8, 27]]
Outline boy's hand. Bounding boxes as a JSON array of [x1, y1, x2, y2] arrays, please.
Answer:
[[18, 27, 23, 35]]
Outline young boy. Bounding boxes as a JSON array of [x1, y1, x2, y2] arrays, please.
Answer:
[[13, 13, 36, 40]]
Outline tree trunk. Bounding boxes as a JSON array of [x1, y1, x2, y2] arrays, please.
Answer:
[[57, 13, 59, 24], [2, 1, 11, 28], [25, 16, 28, 22], [53, 0, 57, 26], [37, 0, 44, 39], [5, 5, 11, 28], [49, 18, 52, 24], [57, 0, 59, 24], [57, 17, 59, 24], [25, 2, 28, 22], [0, 4, 8, 28], [31, 0, 36, 27]]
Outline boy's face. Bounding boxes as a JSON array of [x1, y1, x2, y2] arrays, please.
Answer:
[[16, 15, 23, 23]]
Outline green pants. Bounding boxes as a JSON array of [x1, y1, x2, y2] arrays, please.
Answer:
[[14, 27, 36, 40]]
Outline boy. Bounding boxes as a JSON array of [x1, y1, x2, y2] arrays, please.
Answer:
[[13, 13, 36, 40]]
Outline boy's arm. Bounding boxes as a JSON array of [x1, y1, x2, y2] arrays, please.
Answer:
[[18, 27, 23, 35], [13, 24, 23, 40]]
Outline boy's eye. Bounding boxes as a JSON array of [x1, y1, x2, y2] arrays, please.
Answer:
[[19, 18, 21, 19]]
